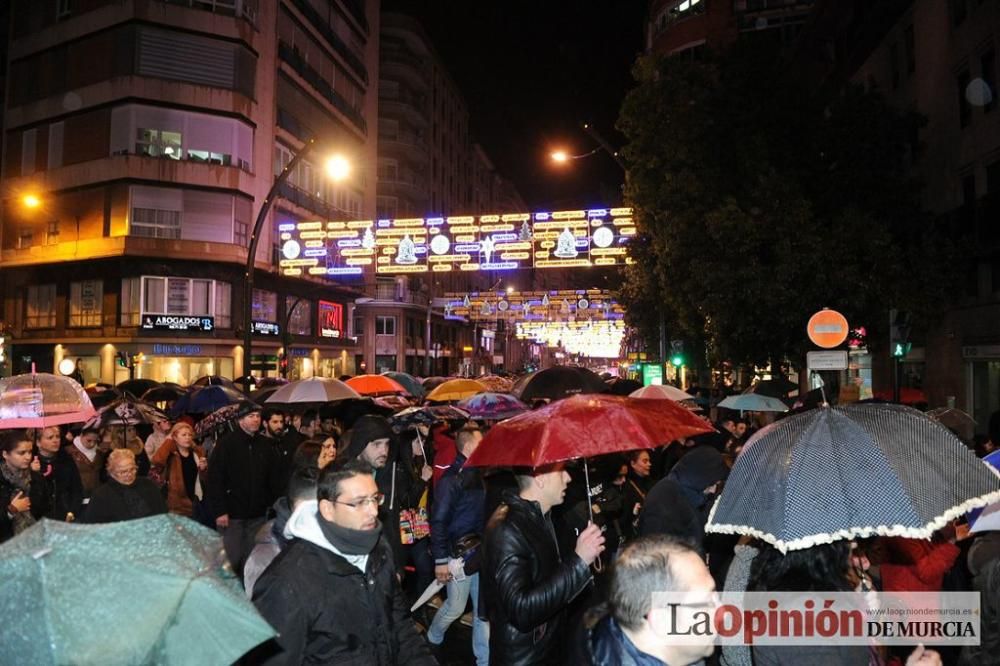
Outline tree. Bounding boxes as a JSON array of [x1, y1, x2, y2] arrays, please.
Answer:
[[616, 43, 955, 372]]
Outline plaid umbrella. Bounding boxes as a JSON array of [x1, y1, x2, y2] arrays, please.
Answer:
[[457, 392, 528, 421], [477, 375, 514, 393], [706, 403, 1000, 553]]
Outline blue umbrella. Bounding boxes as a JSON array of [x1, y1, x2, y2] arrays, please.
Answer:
[[169, 385, 244, 418], [717, 393, 789, 413]]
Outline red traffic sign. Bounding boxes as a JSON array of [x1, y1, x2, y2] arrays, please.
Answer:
[[807, 309, 849, 349]]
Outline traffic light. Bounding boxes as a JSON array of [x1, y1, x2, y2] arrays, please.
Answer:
[[116, 351, 130, 367], [669, 340, 685, 367], [279, 354, 289, 376], [889, 310, 912, 358]]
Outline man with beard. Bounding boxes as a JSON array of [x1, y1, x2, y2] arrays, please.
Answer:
[[252, 460, 436, 665]]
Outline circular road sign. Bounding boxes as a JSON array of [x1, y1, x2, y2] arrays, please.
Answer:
[[807, 309, 849, 349]]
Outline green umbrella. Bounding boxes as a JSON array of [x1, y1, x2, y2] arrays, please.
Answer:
[[383, 371, 427, 398], [0, 515, 275, 665]]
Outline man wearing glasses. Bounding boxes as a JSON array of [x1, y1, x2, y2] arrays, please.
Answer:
[[252, 460, 436, 665]]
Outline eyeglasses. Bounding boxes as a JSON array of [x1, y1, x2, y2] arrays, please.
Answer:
[[334, 493, 385, 510]]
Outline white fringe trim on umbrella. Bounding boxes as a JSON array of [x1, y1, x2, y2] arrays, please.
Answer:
[[704, 488, 1000, 554]]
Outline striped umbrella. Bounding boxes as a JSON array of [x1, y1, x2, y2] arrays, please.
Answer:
[[706, 403, 1000, 553]]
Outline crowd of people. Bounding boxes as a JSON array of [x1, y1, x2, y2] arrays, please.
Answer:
[[1, 382, 998, 666]]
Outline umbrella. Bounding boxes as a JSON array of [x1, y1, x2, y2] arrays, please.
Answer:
[[717, 394, 789, 413], [374, 395, 414, 412], [345, 374, 409, 397], [264, 377, 361, 409], [85, 385, 121, 410], [322, 398, 395, 430], [83, 397, 168, 430], [464, 394, 714, 468], [745, 377, 798, 399], [605, 378, 643, 396], [245, 386, 281, 405], [0, 515, 274, 665], [383, 372, 427, 399], [169, 385, 244, 418], [512, 366, 607, 403], [390, 405, 471, 432], [195, 402, 247, 438], [191, 375, 237, 389], [457, 392, 528, 421], [420, 376, 449, 391], [426, 378, 488, 403], [705, 403, 1000, 553], [142, 384, 188, 404], [0, 372, 97, 428], [927, 407, 976, 442], [970, 450, 1000, 534], [477, 375, 514, 393], [115, 378, 161, 397], [629, 384, 695, 402], [256, 377, 289, 389]]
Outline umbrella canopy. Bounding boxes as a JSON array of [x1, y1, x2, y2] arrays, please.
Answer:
[[256, 377, 288, 389], [0, 516, 274, 665], [322, 397, 395, 430], [717, 394, 789, 413], [169, 385, 244, 418], [745, 377, 798, 399], [374, 395, 415, 412], [927, 407, 977, 442], [390, 405, 471, 432], [196, 403, 244, 438], [191, 375, 237, 389], [629, 384, 695, 402], [245, 386, 281, 405], [141, 384, 188, 404], [512, 366, 608, 403], [426, 378, 488, 403], [115, 378, 161, 398], [477, 375, 514, 393], [420, 376, 449, 391], [85, 385, 121, 410], [970, 450, 1000, 534], [83, 398, 168, 430], [605, 378, 643, 396], [382, 372, 426, 399], [0, 373, 97, 428], [705, 403, 1000, 553], [464, 394, 714, 468], [457, 392, 528, 421], [264, 377, 361, 409], [345, 374, 409, 397]]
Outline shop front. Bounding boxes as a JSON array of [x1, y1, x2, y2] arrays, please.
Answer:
[[964, 345, 1000, 436]]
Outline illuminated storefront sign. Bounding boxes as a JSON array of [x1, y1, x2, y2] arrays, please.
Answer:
[[278, 208, 635, 277], [317, 301, 344, 338], [140, 315, 214, 332], [251, 321, 280, 336]]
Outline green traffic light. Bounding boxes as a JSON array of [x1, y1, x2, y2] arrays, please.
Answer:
[[671, 355, 684, 367]]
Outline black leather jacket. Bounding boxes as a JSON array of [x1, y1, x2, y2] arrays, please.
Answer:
[[481, 489, 592, 665]]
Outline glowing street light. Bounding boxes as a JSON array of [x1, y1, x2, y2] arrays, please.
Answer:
[[550, 150, 570, 164], [325, 154, 351, 181], [22, 194, 41, 209]]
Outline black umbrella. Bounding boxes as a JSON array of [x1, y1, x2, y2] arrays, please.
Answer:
[[512, 366, 608, 403], [192, 375, 237, 389], [706, 403, 1000, 553], [169, 385, 244, 418], [322, 398, 394, 430], [745, 377, 798, 399], [116, 378, 161, 397], [605, 377, 642, 396], [141, 384, 188, 403]]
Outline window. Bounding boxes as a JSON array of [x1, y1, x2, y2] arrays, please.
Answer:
[[131, 208, 181, 239], [252, 289, 278, 323], [378, 159, 399, 181], [46, 221, 60, 245], [904, 24, 916, 74], [136, 128, 182, 159], [187, 149, 232, 166], [26, 284, 57, 328], [141, 276, 226, 321], [982, 49, 996, 113], [958, 68, 972, 128], [121, 277, 141, 326], [234, 221, 249, 247], [16, 229, 33, 249], [286, 297, 312, 335], [22, 129, 36, 176], [57, 0, 72, 19], [375, 315, 396, 336], [69, 280, 103, 327], [215, 282, 232, 327], [352, 315, 364, 337]]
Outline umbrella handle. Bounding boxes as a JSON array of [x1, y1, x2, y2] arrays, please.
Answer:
[[583, 460, 603, 573], [415, 431, 427, 462]]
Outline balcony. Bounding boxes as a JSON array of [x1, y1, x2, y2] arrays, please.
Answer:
[[378, 130, 428, 164], [380, 47, 429, 88], [379, 89, 429, 127], [157, 0, 259, 24], [289, 0, 369, 84], [278, 41, 368, 135]]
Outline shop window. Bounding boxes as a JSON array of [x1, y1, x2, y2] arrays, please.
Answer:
[[131, 208, 181, 239], [69, 280, 103, 327], [136, 128, 182, 159], [252, 289, 278, 323], [121, 277, 141, 326], [139, 276, 229, 324], [286, 296, 312, 335], [376, 315, 396, 336], [26, 284, 57, 328], [215, 282, 232, 327], [375, 355, 397, 373]]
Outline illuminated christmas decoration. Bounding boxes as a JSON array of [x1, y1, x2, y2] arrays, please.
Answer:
[[516, 319, 626, 358]]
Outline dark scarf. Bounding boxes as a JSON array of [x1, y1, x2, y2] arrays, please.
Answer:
[[109, 479, 154, 520], [1, 462, 36, 535], [317, 511, 382, 555]]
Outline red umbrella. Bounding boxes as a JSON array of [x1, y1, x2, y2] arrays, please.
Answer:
[[345, 374, 408, 397], [464, 394, 714, 468]]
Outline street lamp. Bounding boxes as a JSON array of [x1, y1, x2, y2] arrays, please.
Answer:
[[22, 194, 41, 209], [549, 123, 625, 171], [242, 138, 350, 393]]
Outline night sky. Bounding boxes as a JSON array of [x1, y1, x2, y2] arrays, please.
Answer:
[[382, 1, 648, 210]]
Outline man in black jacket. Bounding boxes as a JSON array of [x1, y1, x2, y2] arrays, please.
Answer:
[[252, 460, 436, 665], [481, 463, 606, 665], [206, 401, 281, 577]]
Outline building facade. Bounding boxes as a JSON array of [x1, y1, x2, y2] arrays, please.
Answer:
[[1, 0, 379, 385]]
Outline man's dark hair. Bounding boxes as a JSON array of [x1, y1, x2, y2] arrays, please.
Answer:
[[80, 426, 101, 437], [262, 407, 285, 422], [287, 466, 319, 506], [300, 410, 319, 430], [0, 429, 31, 454], [609, 535, 699, 631], [317, 459, 374, 502]]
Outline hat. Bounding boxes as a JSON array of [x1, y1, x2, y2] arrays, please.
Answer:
[[235, 400, 262, 419], [343, 415, 394, 460]]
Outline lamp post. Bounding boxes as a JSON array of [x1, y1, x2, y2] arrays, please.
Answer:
[[549, 122, 626, 171], [242, 139, 349, 393]]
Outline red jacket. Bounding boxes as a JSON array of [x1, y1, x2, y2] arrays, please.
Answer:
[[880, 537, 960, 592]]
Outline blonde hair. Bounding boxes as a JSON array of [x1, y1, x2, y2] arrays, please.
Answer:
[[169, 422, 194, 439]]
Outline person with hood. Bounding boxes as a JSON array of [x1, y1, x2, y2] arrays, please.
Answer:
[[340, 415, 432, 575], [206, 401, 282, 578], [251, 460, 436, 665], [577, 535, 716, 666], [639, 445, 728, 548], [33, 425, 84, 522]]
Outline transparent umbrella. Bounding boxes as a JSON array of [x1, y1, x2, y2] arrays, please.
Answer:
[[0, 372, 96, 429]]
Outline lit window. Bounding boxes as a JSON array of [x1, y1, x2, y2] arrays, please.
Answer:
[[136, 128, 182, 159], [69, 281, 103, 327], [26, 284, 57, 328]]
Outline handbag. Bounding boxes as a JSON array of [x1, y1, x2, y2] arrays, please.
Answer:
[[452, 533, 482, 575], [399, 506, 430, 545]]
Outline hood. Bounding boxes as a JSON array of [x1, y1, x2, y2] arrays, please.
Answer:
[[283, 500, 369, 572], [343, 415, 394, 461], [667, 445, 728, 510]]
